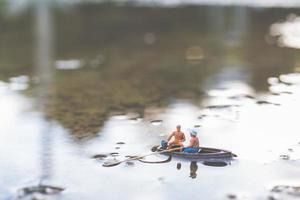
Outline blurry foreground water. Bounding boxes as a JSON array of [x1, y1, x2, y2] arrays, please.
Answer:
[[1, 1, 300, 200]]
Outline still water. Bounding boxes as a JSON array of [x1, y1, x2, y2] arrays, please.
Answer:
[[1, 1, 300, 200]]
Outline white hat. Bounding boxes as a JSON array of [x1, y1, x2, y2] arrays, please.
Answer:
[[189, 129, 198, 136]]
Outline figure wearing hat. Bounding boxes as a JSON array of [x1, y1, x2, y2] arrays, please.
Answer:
[[183, 129, 200, 153]]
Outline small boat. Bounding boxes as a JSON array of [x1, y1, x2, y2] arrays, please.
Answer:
[[157, 147, 236, 160]]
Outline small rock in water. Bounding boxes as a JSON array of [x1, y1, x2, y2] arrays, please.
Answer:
[[271, 92, 281, 96], [91, 154, 108, 159], [227, 193, 237, 199], [280, 154, 290, 160], [256, 100, 281, 106], [110, 152, 119, 156], [198, 114, 207, 119], [150, 120, 163, 126], [194, 125, 202, 128], [115, 146, 120, 149], [205, 105, 239, 110], [228, 94, 255, 100], [288, 148, 294, 152], [116, 142, 125, 145], [267, 195, 277, 200], [158, 177, 166, 182]]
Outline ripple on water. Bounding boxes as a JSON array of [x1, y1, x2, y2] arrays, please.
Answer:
[[128, 117, 143, 124], [55, 59, 82, 70], [279, 73, 300, 85], [111, 114, 128, 120], [256, 100, 281, 106], [204, 104, 241, 110], [17, 185, 64, 199], [269, 185, 300, 200], [268, 77, 280, 85], [9, 75, 29, 91], [150, 120, 163, 126], [228, 94, 256, 100]]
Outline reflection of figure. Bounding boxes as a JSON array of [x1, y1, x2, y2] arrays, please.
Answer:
[[166, 125, 186, 148], [176, 162, 182, 170], [190, 161, 198, 179], [183, 129, 200, 153]]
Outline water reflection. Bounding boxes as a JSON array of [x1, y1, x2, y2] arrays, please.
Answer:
[[175, 161, 199, 179], [2, 1, 300, 200], [189, 161, 198, 179], [1, 3, 299, 137], [13, 1, 65, 199]]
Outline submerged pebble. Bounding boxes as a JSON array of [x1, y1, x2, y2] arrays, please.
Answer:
[[194, 124, 202, 128]]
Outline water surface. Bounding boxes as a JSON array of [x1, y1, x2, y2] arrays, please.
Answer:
[[1, 2, 300, 200]]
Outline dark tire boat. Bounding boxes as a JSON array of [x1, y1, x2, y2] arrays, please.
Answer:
[[157, 147, 236, 160]]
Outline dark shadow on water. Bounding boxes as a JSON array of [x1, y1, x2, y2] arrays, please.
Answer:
[[202, 160, 228, 167]]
